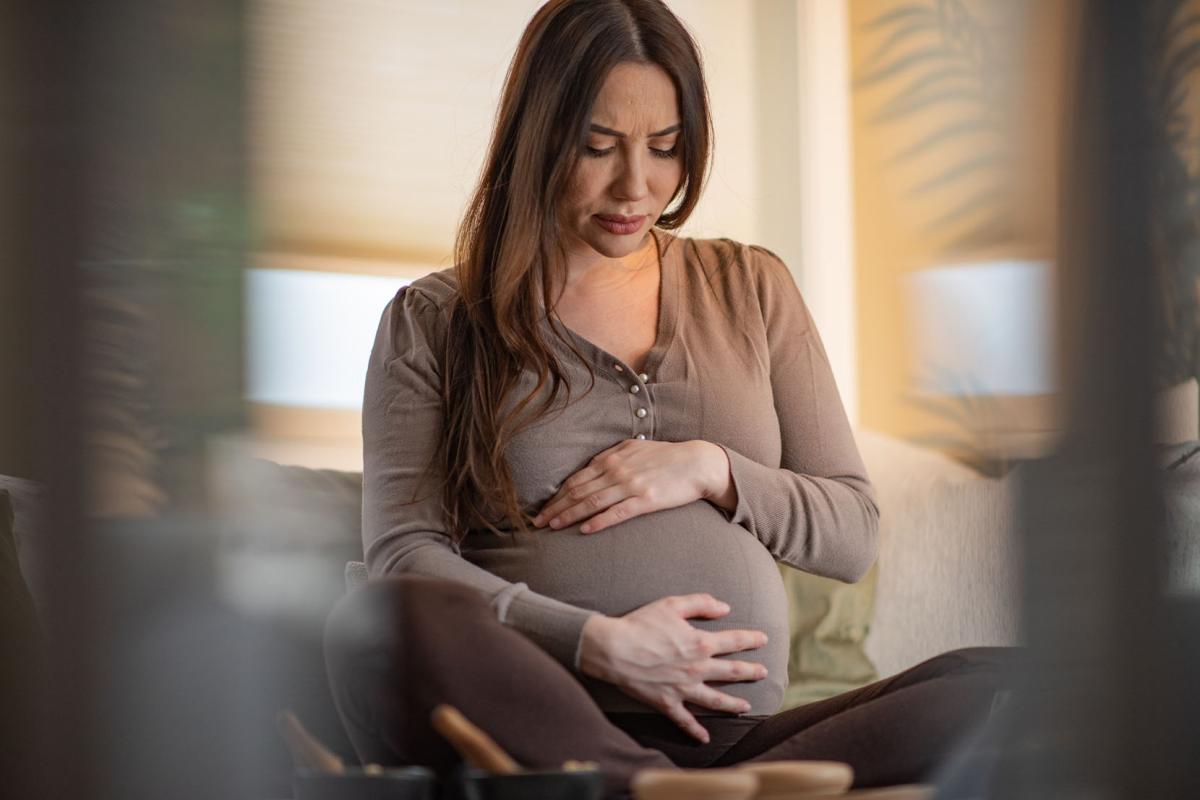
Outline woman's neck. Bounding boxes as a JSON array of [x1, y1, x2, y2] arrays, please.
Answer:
[[560, 233, 658, 296]]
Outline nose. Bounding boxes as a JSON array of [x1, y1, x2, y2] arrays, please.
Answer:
[[611, 148, 650, 202]]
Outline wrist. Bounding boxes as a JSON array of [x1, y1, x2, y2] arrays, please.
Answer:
[[694, 441, 736, 510], [578, 613, 619, 679]]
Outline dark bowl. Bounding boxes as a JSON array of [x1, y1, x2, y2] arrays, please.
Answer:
[[294, 767, 437, 800], [459, 768, 604, 800]]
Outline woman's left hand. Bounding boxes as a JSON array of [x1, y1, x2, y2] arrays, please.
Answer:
[[532, 439, 735, 534]]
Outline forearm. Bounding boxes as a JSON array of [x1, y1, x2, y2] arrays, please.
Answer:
[[715, 444, 879, 582], [367, 533, 597, 668], [692, 435, 877, 582]]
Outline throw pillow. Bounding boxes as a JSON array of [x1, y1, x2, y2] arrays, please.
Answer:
[[778, 561, 879, 708]]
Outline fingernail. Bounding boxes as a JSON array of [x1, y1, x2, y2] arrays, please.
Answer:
[[549, 517, 560, 528], [580, 524, 591, 533]]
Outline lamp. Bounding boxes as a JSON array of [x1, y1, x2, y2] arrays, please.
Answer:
[[220, 263, 426, 470], [245, 267, 412, 410], [905, 259, 1058, 464]]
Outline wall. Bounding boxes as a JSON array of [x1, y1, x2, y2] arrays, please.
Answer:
[[848, 0, 1071, 462]]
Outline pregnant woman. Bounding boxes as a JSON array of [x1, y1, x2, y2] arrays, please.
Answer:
[[325, 1, 1010, 796]]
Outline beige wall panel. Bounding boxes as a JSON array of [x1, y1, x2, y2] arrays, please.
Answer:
[[849, 0, 1070, 459]]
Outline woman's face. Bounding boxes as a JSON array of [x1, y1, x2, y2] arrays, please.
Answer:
[[559, 61, 684, 261]]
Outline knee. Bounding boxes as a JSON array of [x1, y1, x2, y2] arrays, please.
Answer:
[[927, 646, 1023, 687], [324, 576, 490, 666], [940, 646, 1023, 670]]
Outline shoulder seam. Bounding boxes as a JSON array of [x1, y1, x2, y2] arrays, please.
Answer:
[[402, 267, 459, 311], [400, 284, 445, 312]]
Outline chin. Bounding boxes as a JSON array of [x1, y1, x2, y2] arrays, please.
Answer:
[[579, 226, 652, 259], [586, 238, 640, 259]]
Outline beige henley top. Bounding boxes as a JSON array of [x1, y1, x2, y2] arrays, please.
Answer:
[[361, 229, 880, 715]]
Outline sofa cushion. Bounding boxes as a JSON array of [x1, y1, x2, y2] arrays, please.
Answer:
[[856, 429, 1022, 679], [778, 561, 878, 708], [211, 457, 364, 634]]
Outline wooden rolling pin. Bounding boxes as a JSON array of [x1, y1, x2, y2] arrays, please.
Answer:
[[276, 710, 345, 775], [632, 760, 856, 800], [737, 760, 854, 798], [632, 768, 759, 800], [840, 787, 932, 800], [430, 704, 522, 775]]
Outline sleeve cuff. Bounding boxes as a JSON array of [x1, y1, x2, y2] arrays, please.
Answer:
[[497, 583, 599, 670], [716, 443, 762, 529]]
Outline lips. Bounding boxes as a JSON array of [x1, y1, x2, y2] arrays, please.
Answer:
[[594, 214, 646, 235]]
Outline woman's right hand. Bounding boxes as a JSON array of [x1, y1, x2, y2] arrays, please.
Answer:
[[576, 594, 769, 743]]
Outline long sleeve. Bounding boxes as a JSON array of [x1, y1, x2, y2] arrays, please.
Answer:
[[361, 286, 597, 668], [715, 246, 880, 583]]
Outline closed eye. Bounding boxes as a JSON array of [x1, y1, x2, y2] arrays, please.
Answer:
[[584, 145, 679, 159]]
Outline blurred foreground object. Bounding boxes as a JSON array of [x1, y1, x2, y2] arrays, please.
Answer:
[[934, 1, 1200, 797]]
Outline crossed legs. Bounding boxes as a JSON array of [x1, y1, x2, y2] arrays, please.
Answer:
[[324, 576, 1013, 797], [323, 575, 673, 795]]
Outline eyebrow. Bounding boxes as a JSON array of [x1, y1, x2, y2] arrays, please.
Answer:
[[588, 122, 682, 138]]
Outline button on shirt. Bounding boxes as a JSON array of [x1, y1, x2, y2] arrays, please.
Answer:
[[360, 229, 880, 715]]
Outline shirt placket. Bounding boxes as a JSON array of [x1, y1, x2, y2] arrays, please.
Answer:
[[613, 362, 654, 440]]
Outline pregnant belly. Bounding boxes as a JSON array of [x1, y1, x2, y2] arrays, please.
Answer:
[[463, 500, 790, 715]]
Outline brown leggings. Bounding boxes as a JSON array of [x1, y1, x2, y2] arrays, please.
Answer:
[[324, 576, 1014, 798]]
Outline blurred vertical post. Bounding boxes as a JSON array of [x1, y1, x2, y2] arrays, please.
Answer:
[[984, 0, 1197, 797], [5, 1, 249, 799], [4, 2, 93, 799]]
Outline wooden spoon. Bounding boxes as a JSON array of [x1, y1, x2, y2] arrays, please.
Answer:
[[430, 704, 521, 775], [276, 709, 345, 775]]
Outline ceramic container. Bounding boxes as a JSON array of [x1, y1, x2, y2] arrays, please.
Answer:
[[293, 767, 436, 800]]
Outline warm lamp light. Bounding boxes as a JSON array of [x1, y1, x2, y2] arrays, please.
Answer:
[[245, 268, 413, 410], [907, 259, 1057, 396]]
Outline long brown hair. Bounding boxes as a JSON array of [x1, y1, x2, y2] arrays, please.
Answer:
[[437, 0, 712, 540]]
